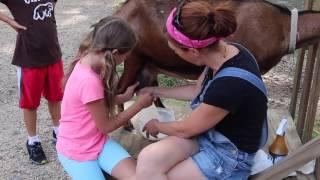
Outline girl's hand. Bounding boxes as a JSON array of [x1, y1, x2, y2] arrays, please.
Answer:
[[7, 19, 27, 32], [136, 93, 153, 109], [116, 82, 139, 102], [143, 119, 159, 138]]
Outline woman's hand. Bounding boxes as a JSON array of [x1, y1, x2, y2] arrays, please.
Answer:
[[136, 93, 153, 109], [7, 19, 27, 32], [137, 86, 156, 97], [116, 82, 139, 103], [143, 119, 159, 138]]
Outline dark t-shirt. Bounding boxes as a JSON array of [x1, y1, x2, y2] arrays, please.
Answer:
[[201, 43, 268, 153], [1, 0, 62, 67]]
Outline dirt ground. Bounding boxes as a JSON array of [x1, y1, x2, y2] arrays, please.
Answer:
[[0, 0, 304, 179]]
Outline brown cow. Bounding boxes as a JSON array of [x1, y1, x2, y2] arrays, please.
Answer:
[[115, 0, 320, 95]]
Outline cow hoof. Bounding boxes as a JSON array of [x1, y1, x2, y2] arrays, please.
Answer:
[[124, 122, 134, 132]]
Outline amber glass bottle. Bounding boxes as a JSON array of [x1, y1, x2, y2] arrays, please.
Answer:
[[269, 118, 289, 164]]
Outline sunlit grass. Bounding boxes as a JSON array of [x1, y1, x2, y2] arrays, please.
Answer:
[[313, 120, 320, 138], [116, 64, 190, 88]]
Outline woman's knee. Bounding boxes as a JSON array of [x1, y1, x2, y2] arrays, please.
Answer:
[[138, 137, 179, 165], [137, 137, 194, 174], [111, 157, 136, 180], [137, 143, 160, 169], [136, 141, 171, 177]]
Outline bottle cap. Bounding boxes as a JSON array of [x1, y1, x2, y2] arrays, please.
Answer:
[[276, 118, 288, 136]]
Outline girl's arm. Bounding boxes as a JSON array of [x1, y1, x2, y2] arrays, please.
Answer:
[[87, 93, 153, 134], [0, 12, 26, 32], [139, 69, 206, 101], [144, 103, 228, 139]]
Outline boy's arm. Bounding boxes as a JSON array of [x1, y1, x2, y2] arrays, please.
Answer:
[[0, 11, 11, 23], [0, 12, 26, 32]]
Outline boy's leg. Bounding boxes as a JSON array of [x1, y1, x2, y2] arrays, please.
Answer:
[[48, 101, 60, 143], [17, 66, 47, 164], [48, 101, 60, 127], [43, 60, 63, 139], [23, 109, 37, 137], [18, 66, 44, 137]]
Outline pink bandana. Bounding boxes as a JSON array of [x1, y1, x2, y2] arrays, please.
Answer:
[[166, 8, 220, 48]]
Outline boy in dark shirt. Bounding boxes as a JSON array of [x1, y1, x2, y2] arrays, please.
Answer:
[[0, 0, 63, 165]]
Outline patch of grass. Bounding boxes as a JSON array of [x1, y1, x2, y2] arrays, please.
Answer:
[[313, 120, 320, 138], [162, 99, 189, 107], [116, 64, 124, 73], [116, 64, 191, 88], [157, 74, 190, 88]]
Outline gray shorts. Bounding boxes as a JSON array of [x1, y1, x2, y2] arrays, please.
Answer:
[[191, 130, 255, 180]]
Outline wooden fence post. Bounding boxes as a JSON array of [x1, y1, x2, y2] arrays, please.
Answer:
[[302, 44, 320, 143], [316, 160, 320, 180], [289, 49, 306, 118], [296, 45, 318, 137]]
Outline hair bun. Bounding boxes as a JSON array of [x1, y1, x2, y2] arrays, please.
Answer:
[[207, 12, 214, 22], [178, 1, 236, 40]]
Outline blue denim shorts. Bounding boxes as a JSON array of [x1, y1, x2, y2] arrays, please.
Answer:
[[191, 130, 255, 180]]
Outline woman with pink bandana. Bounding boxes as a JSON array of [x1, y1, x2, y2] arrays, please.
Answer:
[[136, 1, 268, 179]]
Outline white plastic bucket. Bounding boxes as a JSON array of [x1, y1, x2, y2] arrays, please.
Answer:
[[137, 106, 175, 141]]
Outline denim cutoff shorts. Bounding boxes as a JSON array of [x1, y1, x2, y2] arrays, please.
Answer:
[[191, 130, 256, 180]]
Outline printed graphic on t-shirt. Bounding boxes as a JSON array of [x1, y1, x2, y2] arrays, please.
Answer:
[[24, 0, 39, 4], [22, 0, 54, 21], [33, 2, 53, 20]]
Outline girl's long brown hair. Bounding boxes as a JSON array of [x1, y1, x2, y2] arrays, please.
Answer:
[[64, 16, 137, 117]]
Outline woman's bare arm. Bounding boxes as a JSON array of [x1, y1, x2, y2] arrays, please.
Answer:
[[139, 69, 207, 101], [145, 103, 228, 138]]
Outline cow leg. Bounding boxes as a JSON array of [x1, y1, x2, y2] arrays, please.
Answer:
[[151, 80, 165, 108], [118, 54, 167, 131], [122, 63, 161, 131], [154, 97, 165, 108], [117, 54, 144, 94], [136, 67, 166, 111], [118, 53, 145, 131]]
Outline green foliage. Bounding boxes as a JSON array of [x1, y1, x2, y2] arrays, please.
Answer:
[[157, 74, 189, 88], [313, 120, 320, 138], [116, 64, 124, 73], [116, 64, 190, 88]]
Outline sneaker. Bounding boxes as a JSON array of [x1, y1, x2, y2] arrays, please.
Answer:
[[26, 141, 48, 165], [52, 130, 57, 145]]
